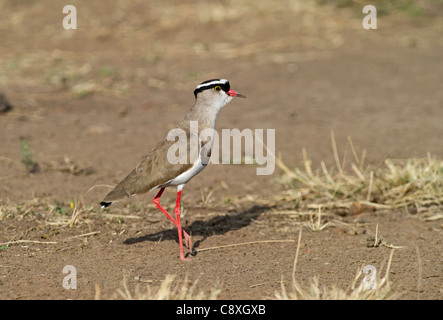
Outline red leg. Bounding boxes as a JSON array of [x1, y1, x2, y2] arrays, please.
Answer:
[[175, 190, 191, 261], [153, 188, 192, 254]]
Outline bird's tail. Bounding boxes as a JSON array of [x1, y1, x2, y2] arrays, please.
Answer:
[[100, 200, 114, 208], [100, 170, 137, 208], [100, 185, 130, 208]]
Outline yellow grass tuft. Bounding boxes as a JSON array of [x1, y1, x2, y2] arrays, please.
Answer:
[[115, 275, 221, 300], [276, 229, 397, 300], [277, 132, 443, 219]]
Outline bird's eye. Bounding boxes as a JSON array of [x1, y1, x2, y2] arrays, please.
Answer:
[[214, 86, 221, 92]]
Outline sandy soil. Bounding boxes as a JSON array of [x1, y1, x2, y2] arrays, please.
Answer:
[[0, 0, 442, 299]]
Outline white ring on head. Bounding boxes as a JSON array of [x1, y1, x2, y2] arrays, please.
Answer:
[[195, 79, 228, 90]]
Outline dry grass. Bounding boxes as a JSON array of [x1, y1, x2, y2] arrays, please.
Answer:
[[276, 229, 397, 300], [276, 271, 394, 300], [114, 275, 221, 300], [277, 132, 443, 220], [0, 197, 74, 224]]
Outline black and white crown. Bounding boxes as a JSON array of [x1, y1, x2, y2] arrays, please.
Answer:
[[193, 79, 230, 97]]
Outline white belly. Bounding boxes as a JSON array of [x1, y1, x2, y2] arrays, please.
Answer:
[[158, 139, 210, 189], [165, 155, 207, 187]]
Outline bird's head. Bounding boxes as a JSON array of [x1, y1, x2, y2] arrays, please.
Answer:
[[193, 79, 246, 109]]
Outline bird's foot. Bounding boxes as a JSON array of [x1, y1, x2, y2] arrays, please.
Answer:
[[180, 255, 192, 262]]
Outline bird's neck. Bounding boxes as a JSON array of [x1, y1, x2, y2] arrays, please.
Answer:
[[183, 99, 223, 131]]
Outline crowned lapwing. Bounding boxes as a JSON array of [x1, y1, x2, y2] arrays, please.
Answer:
[[100, 79, 245, 260]]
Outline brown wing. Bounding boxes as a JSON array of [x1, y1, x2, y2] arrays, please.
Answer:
[[101, 138, 193, 205]]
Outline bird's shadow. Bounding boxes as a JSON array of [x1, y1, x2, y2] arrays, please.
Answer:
[[123, 204, 272, 257]]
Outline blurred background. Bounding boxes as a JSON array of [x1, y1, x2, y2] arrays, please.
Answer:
[[1, 0, 443, 203]]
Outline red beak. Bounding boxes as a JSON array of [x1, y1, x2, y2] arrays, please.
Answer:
[[227, 89, 246, 98]]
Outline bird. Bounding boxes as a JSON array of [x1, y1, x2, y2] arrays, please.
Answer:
[[100, 79, 246, 261]]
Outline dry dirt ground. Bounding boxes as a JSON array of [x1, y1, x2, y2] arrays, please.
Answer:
[[1, 0, 443, 300]]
